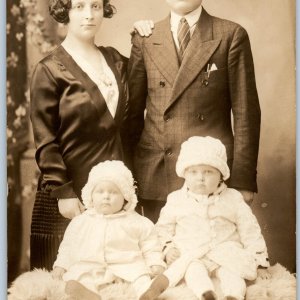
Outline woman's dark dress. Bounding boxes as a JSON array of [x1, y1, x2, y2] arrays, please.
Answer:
[[30, 45, 129, 270]]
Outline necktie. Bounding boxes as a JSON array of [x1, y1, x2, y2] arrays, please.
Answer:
[[177, 18, 190, 61]]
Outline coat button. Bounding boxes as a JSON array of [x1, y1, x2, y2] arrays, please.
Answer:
[[160, 81, 166, 87]]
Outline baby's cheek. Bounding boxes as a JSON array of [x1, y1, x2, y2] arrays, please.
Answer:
[[93, 200, 102, 210]]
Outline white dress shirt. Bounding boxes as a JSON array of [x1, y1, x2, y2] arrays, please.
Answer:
[[170, 5, 202, 50]]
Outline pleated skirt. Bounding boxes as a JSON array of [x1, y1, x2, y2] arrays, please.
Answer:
[[30, 188, 70, 270]]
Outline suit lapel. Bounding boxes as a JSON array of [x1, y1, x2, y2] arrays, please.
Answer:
[[168, 9, 221, 109], [144, 17, 179, 86]]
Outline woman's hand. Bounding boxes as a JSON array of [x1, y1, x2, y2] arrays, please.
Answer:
[[52, 267, 66, 280], [58, 198, 85, 219], [238, 189, 254, 205], [131, 20, 154, 37], [165, 247, 180, 265]]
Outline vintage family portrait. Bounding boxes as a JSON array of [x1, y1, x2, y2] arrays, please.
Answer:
[[7, 0, 296, 299]]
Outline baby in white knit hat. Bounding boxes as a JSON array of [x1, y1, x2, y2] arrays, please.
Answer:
[[52, 160, 165, 300], [141, 136, 270, 300]]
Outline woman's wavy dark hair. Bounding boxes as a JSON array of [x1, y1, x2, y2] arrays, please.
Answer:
[[49, 0, 116, 24]]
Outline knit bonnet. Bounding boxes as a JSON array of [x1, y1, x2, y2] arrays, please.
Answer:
[[81, 160, 138, 211], [176, 136, 230, 180]]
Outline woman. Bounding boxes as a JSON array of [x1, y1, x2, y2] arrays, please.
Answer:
[[30, 0, 149, 270]]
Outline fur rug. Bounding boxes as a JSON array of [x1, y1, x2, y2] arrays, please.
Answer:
[[7, 269, 196, 300], [8, 264, 296, 300], [246, 263, 296, 300]]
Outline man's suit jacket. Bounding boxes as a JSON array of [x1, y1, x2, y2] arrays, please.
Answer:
[[128, 8, 261, 201]]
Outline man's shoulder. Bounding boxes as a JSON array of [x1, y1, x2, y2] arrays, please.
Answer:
[[132, 17, 169, 42], [153, 17, 170, 29], [209, 13, 247, 36]]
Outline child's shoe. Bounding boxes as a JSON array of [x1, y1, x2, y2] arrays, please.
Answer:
[[139, 274, 169, 300], [202, 290, 217, 300]]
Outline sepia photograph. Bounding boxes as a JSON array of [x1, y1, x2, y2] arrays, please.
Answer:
[[7, 0, 296, 299]]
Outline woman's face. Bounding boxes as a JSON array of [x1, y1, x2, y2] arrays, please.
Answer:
[[68, 0, 104, 41]]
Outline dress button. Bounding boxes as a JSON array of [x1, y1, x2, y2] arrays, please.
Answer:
[[160, 81, 166, 87], [165, 149, 172, 156]]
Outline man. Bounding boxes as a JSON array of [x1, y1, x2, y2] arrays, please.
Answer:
[[128, 0, 261, 221]]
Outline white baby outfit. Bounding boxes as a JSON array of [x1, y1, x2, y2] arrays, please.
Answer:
[[53, 161, 165, 297], [156, 183, 269, 299], [53, 208, 165, 297]]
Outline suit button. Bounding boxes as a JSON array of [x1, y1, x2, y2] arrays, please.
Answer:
[[159, 81, 166, 87], [164, 115, 171, 122], [197, 113, 205, 121]]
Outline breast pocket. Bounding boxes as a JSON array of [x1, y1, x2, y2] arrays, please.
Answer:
[[200, 67, 228, 89]]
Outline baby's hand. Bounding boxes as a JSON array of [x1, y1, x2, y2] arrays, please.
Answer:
[[257, 268, 271, 280], [52, 267, 66, 280], [166, 247, 180, 265], [150, 265, 165, 278]]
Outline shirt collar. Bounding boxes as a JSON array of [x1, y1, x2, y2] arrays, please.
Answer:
[[86, 207, 128, 218], [170, 5, 202, 32], [181, 181, 227, 203]]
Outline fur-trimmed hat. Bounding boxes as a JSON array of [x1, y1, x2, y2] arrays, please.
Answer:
[[81, 160, 137, 211], [176, 136, 230, 180]]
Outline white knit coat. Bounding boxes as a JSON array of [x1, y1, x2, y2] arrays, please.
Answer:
[[53, 208, 165, 284], [156, 183, 269, 280]]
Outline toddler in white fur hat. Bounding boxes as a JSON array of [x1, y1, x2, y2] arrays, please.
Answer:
[[141, 136, 270, 300], [52, 160, 165, 300]]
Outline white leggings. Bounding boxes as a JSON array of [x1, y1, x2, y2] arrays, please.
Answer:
[[165, 258, 246, 299]]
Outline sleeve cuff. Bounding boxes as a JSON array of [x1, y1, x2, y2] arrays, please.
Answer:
[[162, 241, 175, 256], [145, 254, 166, 268], [50, 181, 77, 199]]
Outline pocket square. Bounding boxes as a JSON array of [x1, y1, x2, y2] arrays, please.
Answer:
[[210, 63, 218, 71]]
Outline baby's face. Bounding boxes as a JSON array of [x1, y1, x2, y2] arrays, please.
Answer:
[[184, 164, 221, 195], [92, 180, 125, 214]]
